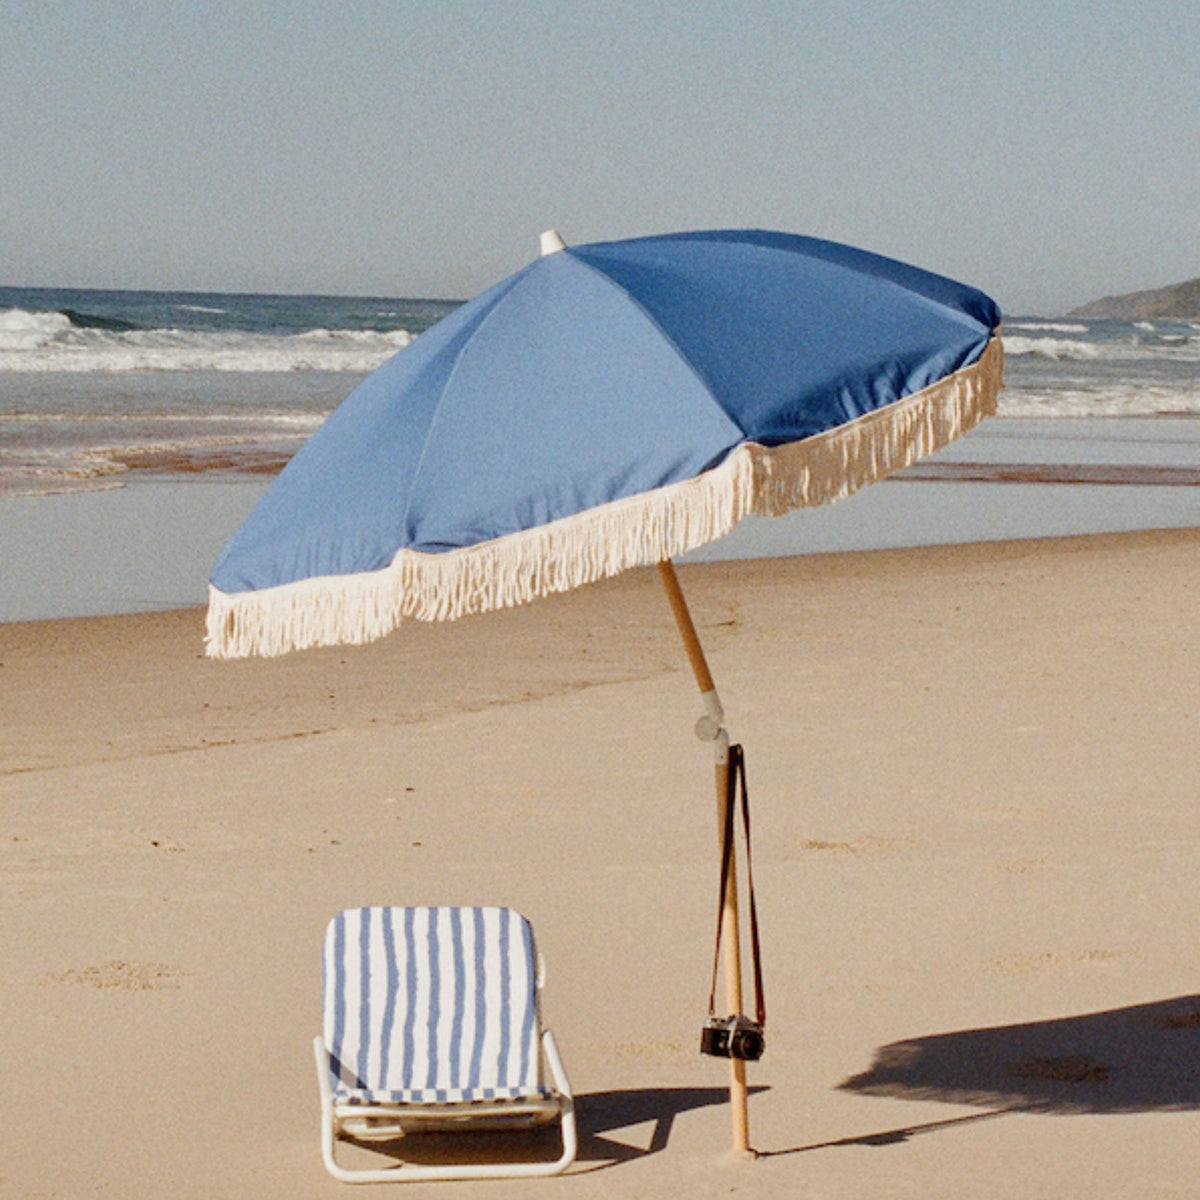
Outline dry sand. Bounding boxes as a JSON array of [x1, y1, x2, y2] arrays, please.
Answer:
[[2, 527, 1198, 1198]]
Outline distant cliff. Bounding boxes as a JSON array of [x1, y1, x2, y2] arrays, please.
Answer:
[[1069, 277, 1200, 319]]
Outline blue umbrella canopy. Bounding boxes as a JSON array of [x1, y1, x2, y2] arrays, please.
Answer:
[[207, 229, 1001, 658]]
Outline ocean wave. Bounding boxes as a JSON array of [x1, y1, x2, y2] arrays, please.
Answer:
[[1002, 335, 1105, 361], [61, 308, 140, 332], [1140, 330, 1191, 348], [999, 384, 1200, 418], [0, 307, 413, 372], [0, 308, 75, 350], [1005, 321, 1089, 334], [1002, 332, 1198, 363]]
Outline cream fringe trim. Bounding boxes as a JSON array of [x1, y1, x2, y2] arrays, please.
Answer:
[[207, 335, 1002, 658]]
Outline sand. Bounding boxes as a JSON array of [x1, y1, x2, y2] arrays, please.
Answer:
[[2, 527, 1198, 1198]]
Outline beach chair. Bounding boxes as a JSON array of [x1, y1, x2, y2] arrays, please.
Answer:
[[314, 905, 577, 1182]]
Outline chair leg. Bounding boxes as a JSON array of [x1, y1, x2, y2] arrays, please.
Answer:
[[541, 1029, 578, 1174], [313, 1034, 577, 1182], [314, 1036, 350, 1182]]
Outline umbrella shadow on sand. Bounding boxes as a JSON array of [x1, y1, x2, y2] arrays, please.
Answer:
[[766, 993, 1200, 1157]]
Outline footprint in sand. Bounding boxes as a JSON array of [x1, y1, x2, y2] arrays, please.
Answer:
[[1154, 1010, 1200, 1030], [1005, 1055, 1111, 1083], [996, 857, 1051, 875], [40, 961, 187, 991], [989, 949, 1130, 976], [608, 1037, 692, 1065], [799, 836, 918, 856]]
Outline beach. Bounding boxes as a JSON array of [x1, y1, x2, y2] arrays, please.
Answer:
[[3, 527, 1198, 1198], [3, 288, 1199, 1195], [7, 0, 1200, 1189]]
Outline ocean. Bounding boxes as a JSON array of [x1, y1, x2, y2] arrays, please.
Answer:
[[0, 288, 459, 496], [1, 287, 1198, 620]]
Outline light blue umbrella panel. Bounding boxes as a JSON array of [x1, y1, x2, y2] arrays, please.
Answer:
[[208, 230, 1001, 658]]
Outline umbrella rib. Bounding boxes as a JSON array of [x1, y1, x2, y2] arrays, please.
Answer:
[[565, 253, 750, 439], [395, 269, 535, 545]]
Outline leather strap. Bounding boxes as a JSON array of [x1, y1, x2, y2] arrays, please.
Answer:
[[707, 743, 766, 1026]]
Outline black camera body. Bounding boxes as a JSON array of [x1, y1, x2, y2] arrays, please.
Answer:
[[700, 1014, 765, 1061]]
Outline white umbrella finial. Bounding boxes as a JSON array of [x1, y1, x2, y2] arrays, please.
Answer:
[[540, 229, 567, 256]]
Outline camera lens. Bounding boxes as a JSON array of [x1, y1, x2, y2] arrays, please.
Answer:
[[732, 1025, 764, 1061]]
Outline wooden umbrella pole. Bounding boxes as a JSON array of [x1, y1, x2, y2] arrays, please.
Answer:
[[657, 560, 753, 1157]]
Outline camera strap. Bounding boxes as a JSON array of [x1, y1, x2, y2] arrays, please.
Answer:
[[707, 742, 766, 1027]]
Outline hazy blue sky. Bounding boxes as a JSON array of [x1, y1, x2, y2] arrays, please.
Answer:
[[3, 1, 1197, 313]]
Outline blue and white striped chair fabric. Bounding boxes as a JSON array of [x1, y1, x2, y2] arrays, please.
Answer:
[[315, 906, 576, 1182], [323, 906, 547, 1106]]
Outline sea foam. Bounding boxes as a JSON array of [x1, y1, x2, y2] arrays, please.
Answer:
[[0, 308, 413, 372], [1002, 334, 1105, 361]]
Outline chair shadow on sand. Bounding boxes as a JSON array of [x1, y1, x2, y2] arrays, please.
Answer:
[[763, 992, 1200, 1158], [334, 1086, 769, 1174]]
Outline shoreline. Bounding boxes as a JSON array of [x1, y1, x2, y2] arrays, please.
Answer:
[[3, 415, 1200, 624]]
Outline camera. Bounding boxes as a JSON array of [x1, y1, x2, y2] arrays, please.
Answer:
[[700, 1014, 765, 1061]]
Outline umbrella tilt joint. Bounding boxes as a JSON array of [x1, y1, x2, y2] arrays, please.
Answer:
[[693, 687, 728, 752]]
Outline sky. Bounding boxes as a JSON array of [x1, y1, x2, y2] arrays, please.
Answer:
[[2, 0, 1198, 315]]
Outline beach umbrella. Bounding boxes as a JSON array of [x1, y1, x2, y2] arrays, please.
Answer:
[[207, 228, 1002, 1155]]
